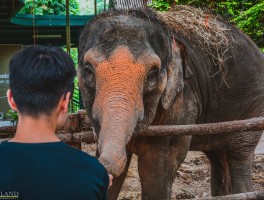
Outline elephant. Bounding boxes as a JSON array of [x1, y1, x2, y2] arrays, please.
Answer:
[[78, 6, 264, 200]]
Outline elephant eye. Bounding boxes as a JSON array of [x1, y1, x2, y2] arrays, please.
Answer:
[[146, 68, 160, 89], [84, 62, 95, 84]]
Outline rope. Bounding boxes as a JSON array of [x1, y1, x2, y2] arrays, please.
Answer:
[[32, 0, 36, 45], [66, 0, 71, 55], [12, 0, 15, 12]]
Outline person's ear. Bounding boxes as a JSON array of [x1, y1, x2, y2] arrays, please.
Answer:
[[60, 92, 71, 112], [6, 89, 17, 111], [56, 92, 71, 129]]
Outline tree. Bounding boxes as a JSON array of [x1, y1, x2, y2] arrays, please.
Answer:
[[19, 0, 80, 15], [150, 0, 264, 52], [150, 0, 174, 11], [232, 2, 264, 52]]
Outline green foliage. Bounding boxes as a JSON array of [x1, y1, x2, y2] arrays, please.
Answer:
[[62, 48, 82, 113], [232, 2, 264, 52], [150, 0, 172, 11], [78, 0, 109, 15], [70, 49, 82, 112], [3, 110, 18, 125], [19, 0, 80, 15], [69, 48, 78, 67], [150, 0, 264, 52], [97, 1, 108, 13]]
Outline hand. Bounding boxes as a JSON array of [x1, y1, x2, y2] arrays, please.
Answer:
[[108, 174, 113, 188]]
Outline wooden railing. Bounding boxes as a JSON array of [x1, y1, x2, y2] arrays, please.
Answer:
[[188, 191, 264, 200], [1, 111, 264, 145]]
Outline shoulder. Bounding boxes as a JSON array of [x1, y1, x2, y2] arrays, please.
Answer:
[[0, 140, 9, 146]]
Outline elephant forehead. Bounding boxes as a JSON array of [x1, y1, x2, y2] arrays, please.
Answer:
[[97, 47, 146, 74], [99, 15, 148, 33], [88, 15, 151, 57], [95, 16, 147, 43]]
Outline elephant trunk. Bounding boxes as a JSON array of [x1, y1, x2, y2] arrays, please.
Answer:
[[98, 109, 139, 177], [92, 47, 145, 176], [95, 93, 143, 176]]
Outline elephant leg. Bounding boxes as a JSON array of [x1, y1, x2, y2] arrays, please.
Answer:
[[137, 136, 191, 200], [96, 148, 132, 200], [227, 150, 254, 193], [226, 131, 262, 194], [204, 150, 231, 196]]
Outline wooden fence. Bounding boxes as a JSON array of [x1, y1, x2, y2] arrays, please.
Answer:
[[1, 110, 264, 145], [187, 191, 264, 200]]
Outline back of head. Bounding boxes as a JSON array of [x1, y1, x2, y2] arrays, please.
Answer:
[[9, 45, 76, 117]]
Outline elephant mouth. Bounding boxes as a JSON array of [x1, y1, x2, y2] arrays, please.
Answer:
[[91, 121, 101, 138], [134, 121, 149, 132]]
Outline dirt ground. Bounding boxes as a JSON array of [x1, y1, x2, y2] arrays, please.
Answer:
[[82, 143, 264, 200]]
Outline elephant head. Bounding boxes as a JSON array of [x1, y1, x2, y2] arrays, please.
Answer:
[[78, 10, 191, 176]]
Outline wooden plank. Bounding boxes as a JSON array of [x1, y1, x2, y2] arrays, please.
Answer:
[[189, 191, 264, 200]]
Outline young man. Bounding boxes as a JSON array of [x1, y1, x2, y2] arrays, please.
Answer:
[[0, 45, 111, 200]]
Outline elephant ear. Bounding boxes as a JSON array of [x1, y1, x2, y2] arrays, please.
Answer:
[[161, 39, 193, 110], [78, 23, 93, 65]]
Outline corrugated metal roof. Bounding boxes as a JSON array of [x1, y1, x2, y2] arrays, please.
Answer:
[[112, 0, 152, 9]]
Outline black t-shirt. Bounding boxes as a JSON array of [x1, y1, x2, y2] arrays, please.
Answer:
[[0, 141, 109, 200]]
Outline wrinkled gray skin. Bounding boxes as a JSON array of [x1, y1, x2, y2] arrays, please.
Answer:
[[78, 9, 264, 200]]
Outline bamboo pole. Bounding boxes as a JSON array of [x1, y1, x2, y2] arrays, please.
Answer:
[[94, 0, 97, 16], [104, 0, 106, 11]]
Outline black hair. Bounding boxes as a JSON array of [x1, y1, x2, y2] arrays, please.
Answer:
[[9, 45, 76, 117]]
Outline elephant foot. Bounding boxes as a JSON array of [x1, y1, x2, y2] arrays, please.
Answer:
[[205, 150, 231, 196]]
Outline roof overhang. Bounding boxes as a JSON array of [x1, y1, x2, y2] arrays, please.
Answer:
[[0, 0, 94, 46], [11, 14, 93, 26]]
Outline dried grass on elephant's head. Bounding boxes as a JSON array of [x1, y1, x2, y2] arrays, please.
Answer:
[[158, 5, 237, 84]]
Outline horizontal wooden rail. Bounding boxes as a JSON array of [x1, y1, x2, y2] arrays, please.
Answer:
[[189, 191, 264, 200], [1, 117, 264, 143], [136, 117, 264, 137], [0, 126, 16, 134]]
